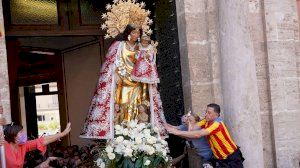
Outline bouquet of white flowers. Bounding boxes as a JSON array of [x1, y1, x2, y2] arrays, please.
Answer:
[[94, 120, 172, 168]]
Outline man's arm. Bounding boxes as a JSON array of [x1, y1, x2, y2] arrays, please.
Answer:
[[172, 129, 209, 139], [165, 124, 209, 139], [43, 122, 71, 145], [35, 157, 58, 168], [166, 123, 181, 130]]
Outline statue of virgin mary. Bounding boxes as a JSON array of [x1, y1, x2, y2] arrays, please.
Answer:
[[80, 0, 167, 139]]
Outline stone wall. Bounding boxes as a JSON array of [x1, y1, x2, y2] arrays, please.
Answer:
[[0, 0, 11, 122], [218, 0, 264, 167], [175, 0, 223, 116], [176, 0, 300, 167], [262, 0, 300, 167], [248, 0, 276, 167]]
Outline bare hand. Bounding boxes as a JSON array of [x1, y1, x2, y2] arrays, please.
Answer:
[[47, 157, 58, 162], [164, 123, 179, 130], [0, 117, 6, 125], [145, 53, 150, 59], [163, 123, 171, 130], [38, 157, 58, 168], [62, 122, 71, 136], [164, 124, 178, 134], [115, 74, 122, 84]]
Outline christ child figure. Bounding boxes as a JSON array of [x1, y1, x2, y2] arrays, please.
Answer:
[[113, 103, 124, 125], [137, 104, 149, 123], [131, 34, 160, 84]]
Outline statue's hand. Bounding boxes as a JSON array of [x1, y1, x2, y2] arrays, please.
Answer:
[[134, 45, 140, 51], [145, 53, 151, 59], [115, 74, 122, 84]]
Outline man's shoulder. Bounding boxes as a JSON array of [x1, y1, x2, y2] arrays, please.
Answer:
[[197, 119, 207, 127], [214, 117, 223, 123], [178, 124, 188, 131]]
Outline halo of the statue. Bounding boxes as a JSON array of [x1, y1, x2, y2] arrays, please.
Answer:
[[101, 0, 153, 39]]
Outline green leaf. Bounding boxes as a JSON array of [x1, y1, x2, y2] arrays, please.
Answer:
[[123, 158, 129, 168], [153, 157, 162, 166], [142, 157, 150, 168], [123, 157, 135, 168], [108, 160, 117, 168], [118, 159, 124, 168], [115, 154, 122, 162], [135, 157, 143, 168]]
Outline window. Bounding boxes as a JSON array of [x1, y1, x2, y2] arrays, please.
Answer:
[[35, 83, 61, 136], [3, 0, 104, 35], [37, 115, 45, 121], [10, 0, 58, 25]]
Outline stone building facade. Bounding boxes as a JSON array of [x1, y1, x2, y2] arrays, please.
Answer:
[[176, 0, 300, 167], [0, 2, 11, 122], [0, 0, 299, 167]]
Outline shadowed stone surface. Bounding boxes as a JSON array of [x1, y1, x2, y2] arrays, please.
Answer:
[[0, 0, 11, 122]]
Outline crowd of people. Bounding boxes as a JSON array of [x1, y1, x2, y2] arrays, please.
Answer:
[[23, 142, 96, 168]]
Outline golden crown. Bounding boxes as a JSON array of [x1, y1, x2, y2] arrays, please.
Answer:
[[101, 0, 153, 39]]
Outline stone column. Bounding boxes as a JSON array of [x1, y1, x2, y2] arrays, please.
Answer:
[[218, 0, 264, 167], [248, 0, 276, 167], [175, 0, 191, 112], [263, 0, 300, 167], [175, 0, 222, 115], [0, 0, 11, 122]]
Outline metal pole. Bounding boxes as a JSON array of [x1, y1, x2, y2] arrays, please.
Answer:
[[0, 94, 6, 168]]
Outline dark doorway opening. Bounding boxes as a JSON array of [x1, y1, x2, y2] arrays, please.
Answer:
[[6, 44, 69, 144], [23, 82, 61, 139]]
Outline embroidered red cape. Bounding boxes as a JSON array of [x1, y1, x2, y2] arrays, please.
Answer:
[[80, 41, 167, 139]]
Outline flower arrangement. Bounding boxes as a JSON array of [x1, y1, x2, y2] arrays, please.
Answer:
[[94, 120, 172, 168]]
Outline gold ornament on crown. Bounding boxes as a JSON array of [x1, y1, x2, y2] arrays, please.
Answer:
[[101, 0, 153, 39]]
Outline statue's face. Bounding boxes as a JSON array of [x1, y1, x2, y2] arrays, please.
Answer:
[[115, 104, 120, 112], [130, 28, 140, 42], [141, 39, 150, 47]]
